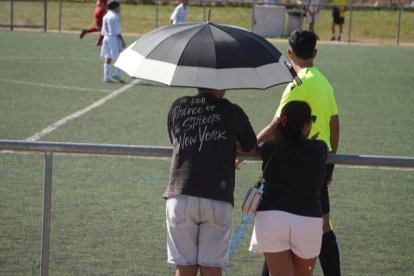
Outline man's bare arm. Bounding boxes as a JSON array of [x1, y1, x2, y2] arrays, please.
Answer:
[[256, 114, 279, 146], [236, 114, 277, 170], [329, 115, 340, 153]]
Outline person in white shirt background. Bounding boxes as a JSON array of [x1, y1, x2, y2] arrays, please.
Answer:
[[304, 0, 320, 33], [100, 0, 126, 83], [169, 0, 189, 25]]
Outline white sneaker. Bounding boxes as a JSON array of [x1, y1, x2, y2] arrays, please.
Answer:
[[112, 75, 125, 83]]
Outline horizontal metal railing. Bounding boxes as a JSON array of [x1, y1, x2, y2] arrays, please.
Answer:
[[1, 139, 413, 276], [1, 139, 414, 167]]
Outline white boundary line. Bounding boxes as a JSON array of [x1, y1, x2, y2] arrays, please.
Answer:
[[26, 79, 140, 141], [0, 78, 112, 93]]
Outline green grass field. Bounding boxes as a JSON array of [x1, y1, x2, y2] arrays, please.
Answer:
[[0, 31, 414, 275]]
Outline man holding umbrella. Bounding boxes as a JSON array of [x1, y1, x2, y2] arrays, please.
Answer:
[[164, 88, 257, 275], [113, 22, 298, 274]]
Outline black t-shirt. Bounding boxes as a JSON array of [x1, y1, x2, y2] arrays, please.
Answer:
[[164, 93, 257, 205], [258, 139, 328, 217]]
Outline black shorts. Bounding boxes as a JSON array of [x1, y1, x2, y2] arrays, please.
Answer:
[[321, 164, 335, 214], [332, 7, 345, 24]]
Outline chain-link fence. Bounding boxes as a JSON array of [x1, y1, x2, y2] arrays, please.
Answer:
[[0, 1, 413, 41]]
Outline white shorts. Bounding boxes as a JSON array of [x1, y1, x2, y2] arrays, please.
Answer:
[[249, 211, 323, 259], [100, 35, 122, 60], [166, 195, 233, 268]]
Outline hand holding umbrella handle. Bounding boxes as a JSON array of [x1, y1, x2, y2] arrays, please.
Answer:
[[285, 61, 303, 85]]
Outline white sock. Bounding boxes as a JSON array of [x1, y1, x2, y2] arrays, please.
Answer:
[[113, 68, 121, 78], [104, 64, 111, 80]]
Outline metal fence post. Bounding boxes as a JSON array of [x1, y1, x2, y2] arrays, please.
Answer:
[[347, 3, 353, 44], [202, 0, 207, 21], [10, 0, 14, 31], [39, 151, 53, 276], [155, 0, 159, 29], [59, 0, 63, 33], [397, 7, 402, 45], [43, 0, 47, 32]]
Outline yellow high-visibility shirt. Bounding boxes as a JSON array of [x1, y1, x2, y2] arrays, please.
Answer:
[[276, 67, 338, 151]]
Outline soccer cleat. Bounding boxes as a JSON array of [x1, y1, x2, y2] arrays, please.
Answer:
[[337, 35, 341, 41], [112, 75, 125, 83], [331, 35, 336, 41], [103, 78, 114, 83], [80, 29, 87, 39]]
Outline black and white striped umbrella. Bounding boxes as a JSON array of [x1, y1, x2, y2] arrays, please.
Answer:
[[115, 22, 296, 90]]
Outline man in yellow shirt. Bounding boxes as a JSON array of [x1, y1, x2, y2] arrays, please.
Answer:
[[257, 29, 341, 276]]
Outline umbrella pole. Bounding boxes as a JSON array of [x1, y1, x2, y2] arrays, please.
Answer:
[[207, 9, 211, 22]]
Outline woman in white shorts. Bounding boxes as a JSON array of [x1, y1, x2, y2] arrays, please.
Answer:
[[249, 101, 328, 276]]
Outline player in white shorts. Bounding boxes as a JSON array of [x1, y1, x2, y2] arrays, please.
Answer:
[[100, 1, 126, 83]]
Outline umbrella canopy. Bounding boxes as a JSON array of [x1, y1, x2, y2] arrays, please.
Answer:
[[115, 22, 296, 90]]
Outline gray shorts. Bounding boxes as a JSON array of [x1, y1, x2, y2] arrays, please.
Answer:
[[166, 195, 233, 268]]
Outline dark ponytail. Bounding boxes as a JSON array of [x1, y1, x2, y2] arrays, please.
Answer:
[[272, 101, 312, 158]]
